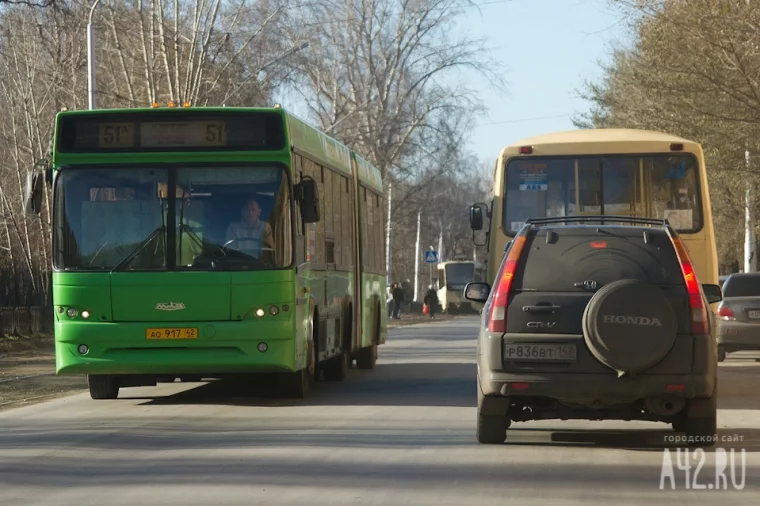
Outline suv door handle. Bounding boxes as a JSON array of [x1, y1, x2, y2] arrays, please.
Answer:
[[522, 305, 561, 313]]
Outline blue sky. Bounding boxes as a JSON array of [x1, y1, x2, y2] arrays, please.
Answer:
[[276, 0, 632, 166], [455, 0, 631, 163]]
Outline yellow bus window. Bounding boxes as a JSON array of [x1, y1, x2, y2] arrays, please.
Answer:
[[503, 154, 702, 234]]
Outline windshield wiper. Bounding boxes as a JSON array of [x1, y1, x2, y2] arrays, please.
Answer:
[[110, 225, 166, 272]]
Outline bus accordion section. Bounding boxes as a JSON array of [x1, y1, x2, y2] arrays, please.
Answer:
[[24, 105, 387, 400]]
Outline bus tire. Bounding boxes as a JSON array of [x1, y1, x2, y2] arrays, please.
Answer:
[[323, 352, 348, 381], [355, 345, 377, 369], [279, 336, 314, 399], [87, 375, 119, 400], [356, 303, 380, 370], [279, 368, 309, 399]]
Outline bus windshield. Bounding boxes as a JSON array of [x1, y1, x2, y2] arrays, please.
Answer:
[[445, 263, 475, 290], [503, 154, 703, 234], [54, 165, 293, 271]]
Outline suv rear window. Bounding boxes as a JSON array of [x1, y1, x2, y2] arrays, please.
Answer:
[[722, 274, 760, 297], [514, 226, 684, 291]]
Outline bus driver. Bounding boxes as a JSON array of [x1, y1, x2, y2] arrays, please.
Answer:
[[225, 198, 274, 260]]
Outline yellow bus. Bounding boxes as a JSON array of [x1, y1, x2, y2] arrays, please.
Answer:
[[469, 128, 719, 287], [436, 260, 486, 313]]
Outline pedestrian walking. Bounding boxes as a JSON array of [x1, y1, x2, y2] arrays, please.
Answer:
[[424, 284, 439, 319]]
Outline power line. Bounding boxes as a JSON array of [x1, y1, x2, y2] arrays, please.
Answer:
[[475, 113, 572, 127]]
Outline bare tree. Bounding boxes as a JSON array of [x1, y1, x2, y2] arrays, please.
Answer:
[[576, 0, 760, 271], [288, 0, 505, 183]]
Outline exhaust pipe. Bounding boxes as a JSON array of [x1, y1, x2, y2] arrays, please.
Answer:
[[646, 396, 686, 416]]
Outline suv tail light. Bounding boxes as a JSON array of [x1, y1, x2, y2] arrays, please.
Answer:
[[487, 235, 527, 333], [669, 234, 709, 334], [717, 302, 735, 320]]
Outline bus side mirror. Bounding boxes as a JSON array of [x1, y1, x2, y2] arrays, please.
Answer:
[[24, 167, 49, 216], [469, 204, 484, 230], [470, 203, 489, 247], [297, 177, 320, 223]]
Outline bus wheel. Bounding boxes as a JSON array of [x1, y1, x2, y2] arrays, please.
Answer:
[[355, 345, 377, 369], [356, 304, 380, 370], [279, 368, 309, 398], [323, 353, 348, 381], [87, 375, 119, 400], [279, 335, 315, 398]]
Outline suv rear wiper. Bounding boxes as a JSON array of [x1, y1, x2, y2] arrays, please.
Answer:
[[110, 225, 166, 272]]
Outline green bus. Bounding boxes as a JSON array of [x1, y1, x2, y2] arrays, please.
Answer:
[[24, 105, 388, 400]]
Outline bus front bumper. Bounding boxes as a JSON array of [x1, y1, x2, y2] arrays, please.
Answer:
[[54, 319, 299, 376]]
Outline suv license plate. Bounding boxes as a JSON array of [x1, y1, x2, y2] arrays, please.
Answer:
[[504, 343, 576, 362], [749, 310, 760, 319]]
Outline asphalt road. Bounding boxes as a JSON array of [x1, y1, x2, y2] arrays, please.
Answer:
[[1, 316, 759, 505]]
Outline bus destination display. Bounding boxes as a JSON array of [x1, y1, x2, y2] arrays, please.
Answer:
[[97, 121, 227, 149], [57, 111, 285, 152]]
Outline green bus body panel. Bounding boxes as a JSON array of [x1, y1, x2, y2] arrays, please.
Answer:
[[110, 272, 232, 322], [53, 269, 305, 375], [352, 152, 383, 194], [50, 106, 386, 378], [285, 113, 353, 176]]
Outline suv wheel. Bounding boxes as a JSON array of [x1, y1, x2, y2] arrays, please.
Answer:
[[674, 381, 718, 448], [683, 414, 717, 447], [477, 411, 508, 444], [476, 385, 510, 444]]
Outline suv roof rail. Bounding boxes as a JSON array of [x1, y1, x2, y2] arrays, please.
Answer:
[[525, 215, 671, 227]]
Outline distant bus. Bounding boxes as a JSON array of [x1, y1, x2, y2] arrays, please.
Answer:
[[469, 128, 719, 287], [24, 105, 387, 400], [436, 261, 486, 313]]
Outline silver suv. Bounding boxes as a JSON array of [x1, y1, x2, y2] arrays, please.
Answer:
[[464, 216, 723, 447]]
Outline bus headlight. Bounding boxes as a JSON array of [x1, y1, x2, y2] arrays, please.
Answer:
[[255, 308, 265, 318], [269, 305, 279, 316], [81, 310, 91, 319], [67, 308, 78, 318]]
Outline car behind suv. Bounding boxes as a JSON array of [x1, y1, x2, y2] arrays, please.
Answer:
[[716, 272, 760, 362], [464, 216, 723, 446]]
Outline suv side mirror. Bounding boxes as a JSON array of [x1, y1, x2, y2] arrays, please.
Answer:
[[702, 283, 722, 304], [464, 281, 490, 304], [24, 166, 49, 216], [296, 177, 320, 223]]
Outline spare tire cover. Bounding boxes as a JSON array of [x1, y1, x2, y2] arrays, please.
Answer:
[[582, 279, 678, 377]]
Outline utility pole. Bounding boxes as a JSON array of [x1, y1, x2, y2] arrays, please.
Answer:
[[745, 148, 756, 273], [87, 0, 103, 109], [428, 246, 434, 287], [414, 210, 420, 301], [386, 182, 392, 286]]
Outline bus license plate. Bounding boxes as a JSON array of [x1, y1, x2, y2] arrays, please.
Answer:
[[504, 343, 576, 362], [748, 310, 760, 319], [146, 328, 199, 340]]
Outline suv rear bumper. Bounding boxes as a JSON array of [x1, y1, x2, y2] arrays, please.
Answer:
[[479, 372, 715, 403]]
